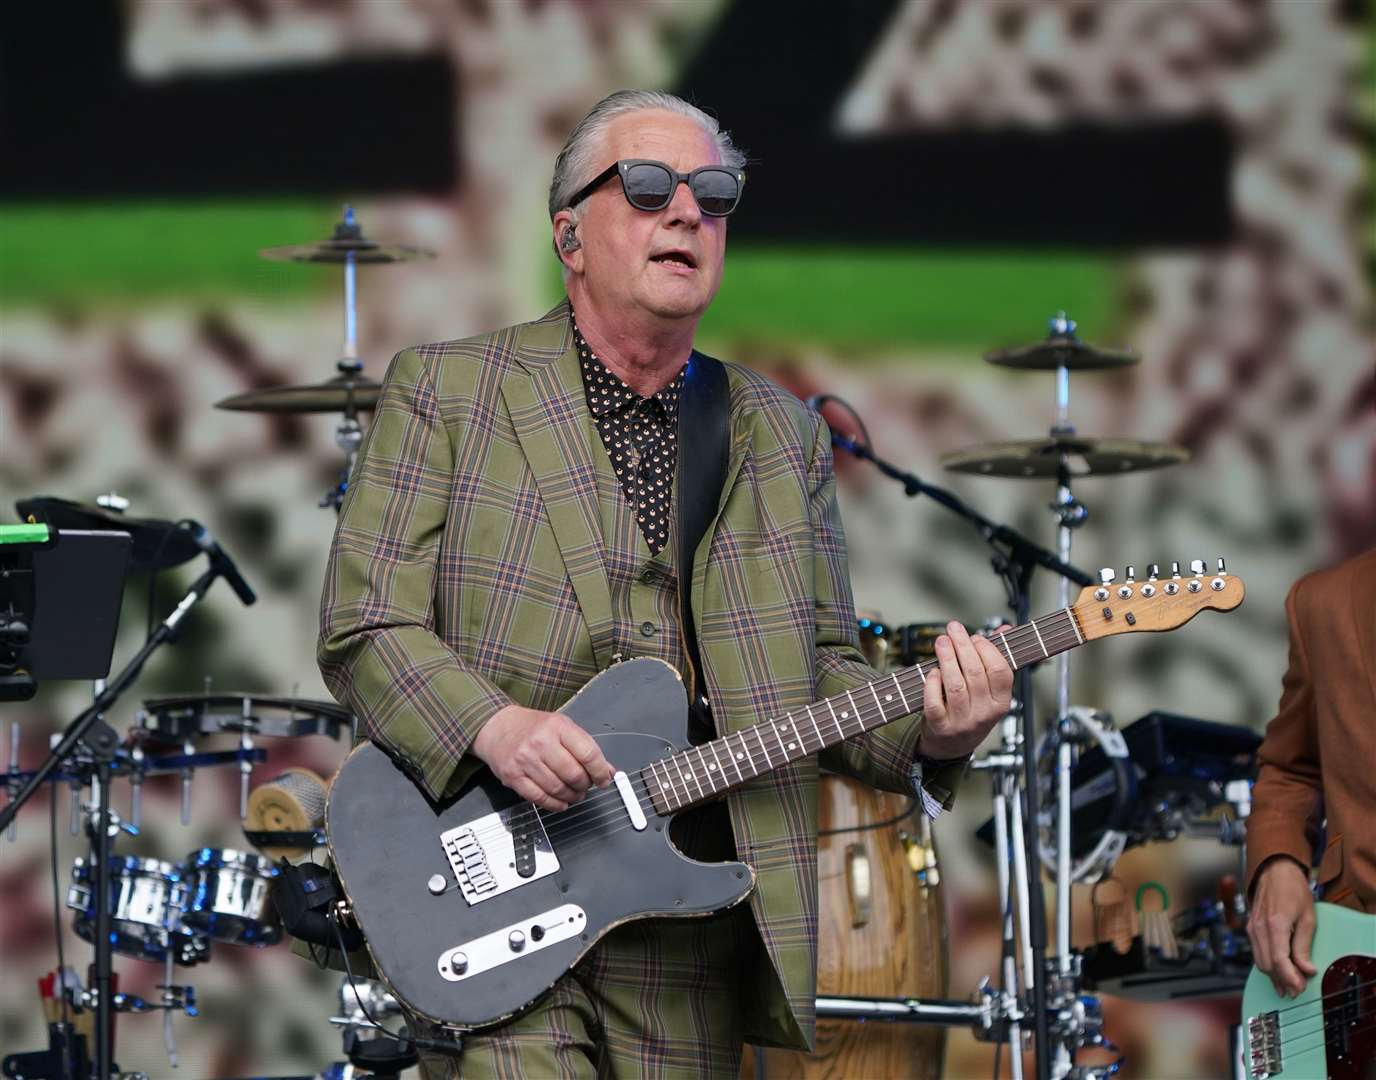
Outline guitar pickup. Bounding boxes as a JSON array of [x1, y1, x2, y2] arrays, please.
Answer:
[[440, 804, 560, 906]]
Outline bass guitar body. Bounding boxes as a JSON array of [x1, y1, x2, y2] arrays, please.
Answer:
[[1241, 901, 1376, 1079], [327, 659, 753, 1030]]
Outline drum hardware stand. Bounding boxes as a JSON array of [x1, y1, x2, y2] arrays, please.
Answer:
[[820, 405, 1093, 1080], [0, 560, 247, 1079]]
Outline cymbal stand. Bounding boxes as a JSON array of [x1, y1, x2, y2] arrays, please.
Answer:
[[821, 411, 1094, 1080], [324, 206, 366, 512], [970, 708, 1032, 1080]]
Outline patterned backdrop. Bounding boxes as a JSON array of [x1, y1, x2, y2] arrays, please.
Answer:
[[1, 2, 1371, 1077]]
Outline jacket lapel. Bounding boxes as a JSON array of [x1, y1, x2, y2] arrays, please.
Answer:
[[500, 304, 616, 670]]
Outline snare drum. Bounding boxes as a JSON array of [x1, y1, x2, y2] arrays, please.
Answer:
[[180, 847, 282, 946], [67, 856, 208, 966]]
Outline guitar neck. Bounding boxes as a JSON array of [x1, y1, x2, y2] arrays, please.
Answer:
[[643, 607, 1085, 814]]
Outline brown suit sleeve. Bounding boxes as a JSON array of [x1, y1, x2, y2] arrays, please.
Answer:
[[1245, 578, 1324, 897]]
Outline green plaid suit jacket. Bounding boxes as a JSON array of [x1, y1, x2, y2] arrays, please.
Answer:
[[318, 301, 953, 1049]]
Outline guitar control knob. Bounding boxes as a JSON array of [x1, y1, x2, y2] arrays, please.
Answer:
[[428, 874, 447, 896], [508, 930, 526, 952], [451, 952, 468, 975]]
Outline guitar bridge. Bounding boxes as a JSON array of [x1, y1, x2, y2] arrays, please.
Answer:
[[440, 804, 560, 906], [1247, 1011, 1280, 1078]]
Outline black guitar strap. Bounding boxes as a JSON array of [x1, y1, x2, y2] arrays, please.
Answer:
[[675, 351, 730, 745]]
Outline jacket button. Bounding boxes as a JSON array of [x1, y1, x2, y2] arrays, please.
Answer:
[[640, 621, 657, 637], [640, 568, 661, 584]]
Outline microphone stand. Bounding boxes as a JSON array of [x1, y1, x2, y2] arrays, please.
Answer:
[[0, 561, 235, 1079], [830, 430, 1091, 1080]]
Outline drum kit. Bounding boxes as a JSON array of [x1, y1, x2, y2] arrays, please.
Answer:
[[1, 208, 434, 1080], [2, 203, 1256, 1080]]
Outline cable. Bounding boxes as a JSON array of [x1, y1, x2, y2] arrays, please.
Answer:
[[817, 798, 915, 837], [331, 909, 460, 1057]]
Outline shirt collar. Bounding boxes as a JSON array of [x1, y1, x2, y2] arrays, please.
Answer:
[[572, 319, 685, 420]]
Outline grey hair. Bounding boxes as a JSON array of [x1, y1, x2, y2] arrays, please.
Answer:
[[548, 90, 746, 222]]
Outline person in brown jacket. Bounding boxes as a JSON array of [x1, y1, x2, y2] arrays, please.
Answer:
[[1246, 546, 1376, 997]]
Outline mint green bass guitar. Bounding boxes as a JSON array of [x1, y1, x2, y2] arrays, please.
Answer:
[[1242, 901, 1376, 1078]]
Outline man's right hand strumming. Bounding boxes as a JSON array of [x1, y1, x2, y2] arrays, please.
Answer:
[[1247, 855, 1318, 998], [471, 704, 617, 812]]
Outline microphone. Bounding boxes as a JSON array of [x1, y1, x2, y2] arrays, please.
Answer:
[[805, 394, 865, 457], [181, 521, 257, 606]]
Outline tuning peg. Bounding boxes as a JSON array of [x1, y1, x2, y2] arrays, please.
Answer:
[[1170, 561, 1181, 578], [1125, 565, 1136, 583], [1216, 556, 1227, 575], [1099, 568, 1115, 585], [1189, 559, 1206, 576], [1148, 564, 1160, 580]]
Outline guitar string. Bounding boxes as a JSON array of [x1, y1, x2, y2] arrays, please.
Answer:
[[1271, 1006, 1376, 1064], [1256, 972, 1376, 1019], [452, 620, 1083, 849], [1259, 974, 1376, 1054], [453, 619, 1083, 848], [456, 621, 1089, 863]]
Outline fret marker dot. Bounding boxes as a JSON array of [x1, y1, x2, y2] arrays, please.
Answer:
[[788, 742, 796, 750], [885, 695, 893, 702], [708, 763, 716, 770], [840, 711, 849, 718], [662, 783, 670, 790], [736, 753, 744, 760]]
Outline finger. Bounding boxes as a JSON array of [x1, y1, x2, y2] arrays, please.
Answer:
[[934, 636, 969, 716], [559, 722, 616, 785], [1247, 918, 1270, 975], [1265, 917, 1303, 997], [971, 634, 1012, 694], [948, 623, 993, 700], [512, 776, 569, 813], [529, 760, 582, 805], [544, 742, 596, 793], [1293, 906, 1318, 977], [922, 667, 947, 723]]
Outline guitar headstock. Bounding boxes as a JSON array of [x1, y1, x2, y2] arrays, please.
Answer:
[[1072, 559, 1244, 641]]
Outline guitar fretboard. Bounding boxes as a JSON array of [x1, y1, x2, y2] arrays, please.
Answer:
[[641, 608, 1084, 814]]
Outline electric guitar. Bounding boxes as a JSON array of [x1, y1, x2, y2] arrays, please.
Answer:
[[1242, 903, 1376, 1079], [326, 561, 1244, 1030]]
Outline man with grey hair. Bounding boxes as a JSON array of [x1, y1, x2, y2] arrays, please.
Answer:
[[319, 88, 1012, 1077]]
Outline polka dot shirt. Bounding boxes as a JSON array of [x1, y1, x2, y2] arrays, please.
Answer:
[[574, 322, 685, 556]]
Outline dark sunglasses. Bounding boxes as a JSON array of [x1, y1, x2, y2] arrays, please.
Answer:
[[567, 159, 745, 217]]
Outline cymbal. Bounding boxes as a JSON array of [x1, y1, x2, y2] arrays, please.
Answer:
[[941, 437, 1189, 479], [259, 213, 434, 265], [985, 338, 1137, 371], [16, 496, 203, 571], [215, 373, 382, 414]]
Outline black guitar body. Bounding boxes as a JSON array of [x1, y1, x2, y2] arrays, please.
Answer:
[[326, 659, 754, 1030]]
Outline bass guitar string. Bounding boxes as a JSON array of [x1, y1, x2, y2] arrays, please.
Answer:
[[1258, 972, 1376, 1019], [1272, 1007, 1376, 1066], [1262, 973, 1376, 1053], [455, 619, 1085, 848]]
